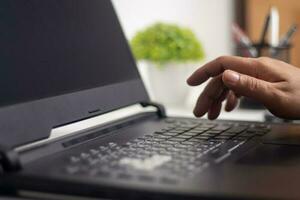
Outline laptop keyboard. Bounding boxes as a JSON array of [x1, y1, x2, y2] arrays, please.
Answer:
[[64, 119, 270, 184]]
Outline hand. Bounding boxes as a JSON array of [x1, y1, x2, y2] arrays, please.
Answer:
[[187, 56, 300, 120]]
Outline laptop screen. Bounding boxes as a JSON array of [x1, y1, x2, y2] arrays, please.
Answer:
[[0, 0, 141, 108]]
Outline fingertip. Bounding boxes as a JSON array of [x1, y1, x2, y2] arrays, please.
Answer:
[[187, 76, 201, 86], [225, 91, 238, 112], [208, 114, 218, 120], [186, 68, 208, 86], [207, 103, 222, 120], [225, 105, 233, 112], [193, 109, 204, 118], [186, 77, 194, 86]]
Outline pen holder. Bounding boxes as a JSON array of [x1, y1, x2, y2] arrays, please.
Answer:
[[256, 44, 291, 62], [237, 43, 291, 61], [237, 44, 292, 110]]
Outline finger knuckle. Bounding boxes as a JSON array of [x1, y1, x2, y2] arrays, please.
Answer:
[[249, 57, 271, 78], [265, 88, 290, 117], [256, 57, 272, 66], [216, 56, 227, 64], [256, 57, 288, 73]]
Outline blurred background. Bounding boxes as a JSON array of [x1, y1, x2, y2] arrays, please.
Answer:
[[111, 0, 300, 122]]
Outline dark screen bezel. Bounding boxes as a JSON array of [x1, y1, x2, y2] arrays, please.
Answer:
[[0, 79, 148, 148]]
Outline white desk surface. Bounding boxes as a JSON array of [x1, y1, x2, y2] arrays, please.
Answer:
[[167, 106, 265, 122]]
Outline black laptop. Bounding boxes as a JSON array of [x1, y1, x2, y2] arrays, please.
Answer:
[[1, 1, 300, 199]]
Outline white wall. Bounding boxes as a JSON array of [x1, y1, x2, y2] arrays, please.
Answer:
[[112, 0, 234, 61]]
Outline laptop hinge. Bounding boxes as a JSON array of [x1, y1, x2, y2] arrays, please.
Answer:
[[0, 145, 22, 174], [140, 101, 166, 118]]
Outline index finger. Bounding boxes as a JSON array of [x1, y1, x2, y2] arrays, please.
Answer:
[[187, 56, 258, 86]]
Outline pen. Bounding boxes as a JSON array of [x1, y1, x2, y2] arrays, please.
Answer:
[[272, 24, 297, 57], [232, 23, 257, 57], [270, 6, 279, 47], [259, 12, 270, 45], [278, 24, 297, 47]]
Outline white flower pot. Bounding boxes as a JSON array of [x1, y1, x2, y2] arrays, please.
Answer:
[[144, 62, 198, 107]]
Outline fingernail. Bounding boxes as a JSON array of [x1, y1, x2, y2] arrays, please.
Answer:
[[225, 71, 240, 85]]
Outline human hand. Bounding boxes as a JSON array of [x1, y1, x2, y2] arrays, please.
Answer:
[[187, 56, 300, 120]]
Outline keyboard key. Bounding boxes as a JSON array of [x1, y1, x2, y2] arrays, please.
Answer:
[[163, 132, 179, 136], [175, 127, 192, 131], [161, 128, 172, 132], [187, 138, 203, 142], [181, 141, 198, 146], [153, 135, 171, 139], [161, 141, 179, 145], [218, 132, 237, 136], [198, 140, 220, 145], [205, 130, 222, 135], [175, 135, 194, 139], [168, 130, 185, 134], [169, 138, 186, 142], [182, 132, 200, 136], [188, 129, 207, 133], [194, 136, 210, 140], [211, 125, 231, 132], [168, 147, 182, 153], [209, 139, 227, 143], [227, 126, 247, 134], [200, 133, 213, 137], [239, 132, 255, 137], [174, 144, 189, 149], [214, 136, 232, 140], [152, 138, 165, 142]]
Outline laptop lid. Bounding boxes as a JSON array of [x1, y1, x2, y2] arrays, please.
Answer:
[[0, 0, 149, 148]]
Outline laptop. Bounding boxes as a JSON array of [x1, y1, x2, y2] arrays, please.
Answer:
[[1, 0, 300, 199]]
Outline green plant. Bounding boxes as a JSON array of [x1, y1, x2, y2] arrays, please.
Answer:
[[130, 23, 205, 65]]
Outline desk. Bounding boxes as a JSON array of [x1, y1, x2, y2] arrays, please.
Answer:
[[167, 106, 266, 122]]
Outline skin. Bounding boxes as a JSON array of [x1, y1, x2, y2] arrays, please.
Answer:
[[187, 56, 300, 120]]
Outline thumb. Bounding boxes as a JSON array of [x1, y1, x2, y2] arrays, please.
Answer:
[[222, 70, 273, 103]]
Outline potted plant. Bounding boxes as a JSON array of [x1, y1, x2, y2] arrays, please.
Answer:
[[131, 23, 205, 106]]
